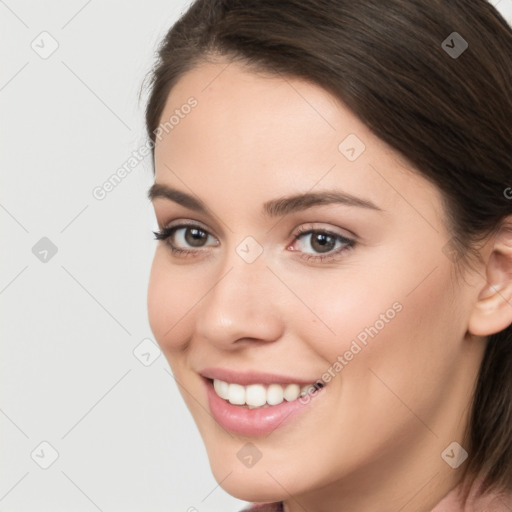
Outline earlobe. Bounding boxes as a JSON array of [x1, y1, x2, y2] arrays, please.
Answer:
[[468, 220, 512, 338]]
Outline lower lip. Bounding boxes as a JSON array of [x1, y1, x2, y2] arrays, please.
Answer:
[[204, 378, 324, 436]]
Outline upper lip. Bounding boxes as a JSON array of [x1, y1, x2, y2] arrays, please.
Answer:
[[199, 367, 322, 386]]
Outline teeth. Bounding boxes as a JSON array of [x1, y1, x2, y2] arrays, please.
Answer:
[[246, 384, 267, 407], [267, 384, 284, 405], [283, 383, 300, 401], [228, 383, 245, 405], [213, 379, 229, 400], [213, 379, 321, 408]]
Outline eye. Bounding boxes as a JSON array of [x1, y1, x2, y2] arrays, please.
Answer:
[[289, 226, 356, 262], [152, 222, 218, 257], [152, 221, 356, 263]]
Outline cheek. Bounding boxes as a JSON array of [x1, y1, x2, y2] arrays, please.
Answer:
[[283, 260, 403, 365], [328, 260, 462, 429], [293, 247, 461, 394], [147, 250, 201, 353]]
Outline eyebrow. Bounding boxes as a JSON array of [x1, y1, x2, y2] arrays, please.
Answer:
[[147, 183, 383, 217]]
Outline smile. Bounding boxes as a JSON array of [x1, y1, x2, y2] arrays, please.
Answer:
[[200, 369, 327, 436], [213, 379, 324, 409]]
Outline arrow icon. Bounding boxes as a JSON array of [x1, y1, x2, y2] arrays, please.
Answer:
[[441, 441, 468, 468], [338, 134, 365, 161], [32, 237, 58, 262], [441, 32, 468, 59], [36, 39, 45, 48], [236, 236, 263, 263], [31, 441, 59, 469], [134, 339, 161, 366], [237, 441, 263, 467]]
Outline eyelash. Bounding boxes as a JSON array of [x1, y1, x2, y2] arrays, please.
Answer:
[[152, 222, 356, 263]]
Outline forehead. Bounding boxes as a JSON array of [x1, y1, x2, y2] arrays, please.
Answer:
[[153, 59, 444, 227]]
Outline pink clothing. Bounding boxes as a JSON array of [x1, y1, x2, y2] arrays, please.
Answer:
[[241, 480, 512, 511], [431, 480, 512, 512], [241, 504, 282, 511]]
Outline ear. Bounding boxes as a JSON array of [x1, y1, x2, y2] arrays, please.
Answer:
[[468, 218, 512, 337]]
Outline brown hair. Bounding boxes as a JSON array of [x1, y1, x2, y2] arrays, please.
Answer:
[[141, 0, 512, 502]]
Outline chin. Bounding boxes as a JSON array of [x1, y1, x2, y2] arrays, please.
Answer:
[[212, 468, 287, 503], [206, 447, 318, 503]]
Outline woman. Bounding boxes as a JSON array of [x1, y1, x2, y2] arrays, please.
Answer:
[[143, 0, 512, 510]]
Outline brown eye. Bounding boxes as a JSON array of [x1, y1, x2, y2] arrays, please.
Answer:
[[184, 227, 208, 247], [290, 227, 356, 263], [309, 232, 337, 253], [153, 223, 219, 256]]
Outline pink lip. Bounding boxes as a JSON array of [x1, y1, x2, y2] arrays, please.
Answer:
[[199, 367, 321, 386], [202, 375, 325, 437]]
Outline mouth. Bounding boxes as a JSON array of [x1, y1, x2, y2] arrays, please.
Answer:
[[211, 378, 325, 409], [199, 369, 326, 436]]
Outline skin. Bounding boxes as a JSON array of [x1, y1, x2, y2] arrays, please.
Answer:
[[147, 58, 512, 512]]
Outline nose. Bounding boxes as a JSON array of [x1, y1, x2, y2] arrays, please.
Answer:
[[194, 249, 285, 350]]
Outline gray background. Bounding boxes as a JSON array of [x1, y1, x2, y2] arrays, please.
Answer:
[[1, 1, 511, 511]]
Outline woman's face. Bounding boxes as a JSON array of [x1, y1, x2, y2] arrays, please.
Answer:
[[147, 59, 486, 507]]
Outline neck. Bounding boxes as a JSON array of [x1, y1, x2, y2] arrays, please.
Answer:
[[283, 452, 464, 512]]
